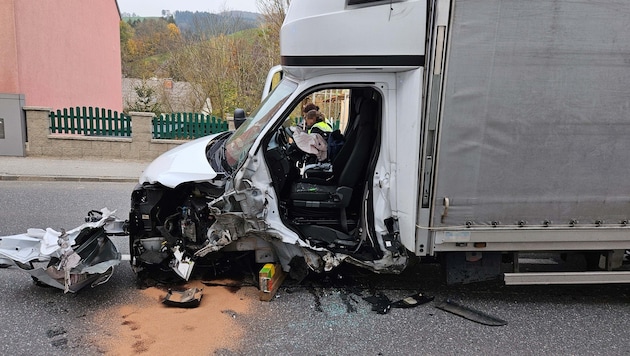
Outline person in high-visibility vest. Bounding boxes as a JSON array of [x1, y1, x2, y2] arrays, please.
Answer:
[[302, 103, 319, 116], [305, 109, 332, 138]]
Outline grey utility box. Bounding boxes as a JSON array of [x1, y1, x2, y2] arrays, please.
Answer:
[[0, 93, 26, 156]]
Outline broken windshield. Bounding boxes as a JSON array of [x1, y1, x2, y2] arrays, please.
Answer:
[[224, 79, 297, 170]]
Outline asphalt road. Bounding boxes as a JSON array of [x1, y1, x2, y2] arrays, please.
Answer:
[[1, 181, 629, 355]]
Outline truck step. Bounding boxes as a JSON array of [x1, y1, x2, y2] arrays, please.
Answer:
[[504, 271, 630, 285]]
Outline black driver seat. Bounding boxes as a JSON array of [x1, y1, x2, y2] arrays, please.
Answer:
[[289, 98, 377, 209]]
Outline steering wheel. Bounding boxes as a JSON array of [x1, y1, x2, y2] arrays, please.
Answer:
[[284, 125, 294, 140], [276, 126, 288, 147], [276, 125, 294, 148]]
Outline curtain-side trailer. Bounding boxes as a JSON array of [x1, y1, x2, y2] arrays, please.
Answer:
[[420, 0, 630, 284]]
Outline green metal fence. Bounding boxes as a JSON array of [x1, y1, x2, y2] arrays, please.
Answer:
[[49, 107, 131, 137], [49, 109, 337, 140], [153, 112, 228, 139]]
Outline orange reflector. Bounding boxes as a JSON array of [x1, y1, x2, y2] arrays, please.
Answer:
[[473, 242, 487, 248]]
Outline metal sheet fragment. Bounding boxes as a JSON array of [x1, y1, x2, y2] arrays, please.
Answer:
[[435, 299, 507, 326]]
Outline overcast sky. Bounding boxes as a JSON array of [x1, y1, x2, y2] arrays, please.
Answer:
[[117, 0, 260, 16]]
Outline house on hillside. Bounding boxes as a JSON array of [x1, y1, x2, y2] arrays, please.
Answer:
[[0, 0, 122, 111]]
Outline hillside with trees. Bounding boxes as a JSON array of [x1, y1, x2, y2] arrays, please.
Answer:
[[174, 10, 260, 38], [120, 0, 290, 119]]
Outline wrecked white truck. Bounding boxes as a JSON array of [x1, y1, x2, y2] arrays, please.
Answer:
[[128, 0, 630, 286]]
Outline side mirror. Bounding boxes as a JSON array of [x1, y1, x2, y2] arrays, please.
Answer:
[[234, 108, 246, 129]]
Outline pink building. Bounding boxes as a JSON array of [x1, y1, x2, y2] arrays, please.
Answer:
[[0, 0, 122, 111]]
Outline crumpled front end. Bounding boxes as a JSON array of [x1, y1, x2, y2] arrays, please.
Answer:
[[0, 208, 123, 293], [128, 145, 408, 285], [128, 177, 280, 282]]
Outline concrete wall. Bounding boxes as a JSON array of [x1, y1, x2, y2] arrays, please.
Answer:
[[24, 107, 186, 161], [0, 0, 122, 110]]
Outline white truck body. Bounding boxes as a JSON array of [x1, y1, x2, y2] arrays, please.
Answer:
[[129, 0, 630, 284]]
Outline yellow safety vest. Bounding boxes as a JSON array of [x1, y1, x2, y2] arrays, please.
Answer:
[[308, 121, 332, 134]]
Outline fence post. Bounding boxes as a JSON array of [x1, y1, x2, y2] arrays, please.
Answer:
[[129, 111, 154, 160], [152, 114, 158, 139], [49, 111, 57, 134], [123, 112, 131, 136], [211, 115, 218, 134], [113, 111, 119, 135], [23, 106, 52, 156], [103, 108, 110, 135], [65, 108, 72, 133], [191, 112, 196, 139], [191, 113, 198, 139], [94, 107, 101, 135]]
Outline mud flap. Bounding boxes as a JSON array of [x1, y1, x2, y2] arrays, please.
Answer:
[[435, 299, 507, 326]]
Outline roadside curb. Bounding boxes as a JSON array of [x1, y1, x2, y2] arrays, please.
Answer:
[[0, 174, 138, 183]]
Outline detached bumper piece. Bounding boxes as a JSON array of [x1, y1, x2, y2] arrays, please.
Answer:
[[162, 287, 203, 308], [0, 208, 123, 293]]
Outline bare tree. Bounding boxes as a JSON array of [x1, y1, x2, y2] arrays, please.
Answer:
[[257, 0, 290, 68], [257, 0, 290, 38], [168, 30, 249, 117], [159, 1, 290, 117]]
